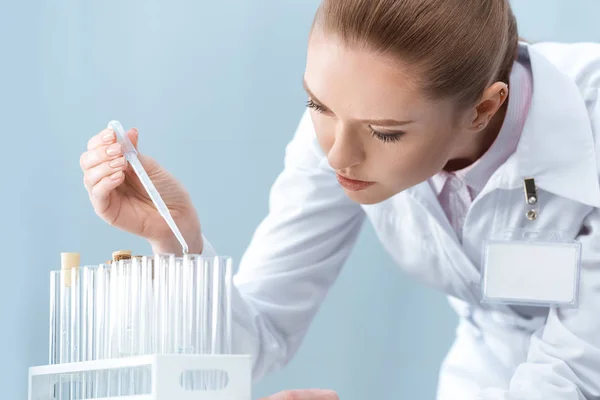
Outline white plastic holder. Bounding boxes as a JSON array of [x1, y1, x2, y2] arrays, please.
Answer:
[[29, 354, 252, 400]]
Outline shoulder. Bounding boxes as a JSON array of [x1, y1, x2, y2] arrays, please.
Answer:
[[531, 41, 600, 93], [532, 42, 600, 174]]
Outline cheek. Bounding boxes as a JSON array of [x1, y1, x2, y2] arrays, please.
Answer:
[[374, 131, 456, 185]]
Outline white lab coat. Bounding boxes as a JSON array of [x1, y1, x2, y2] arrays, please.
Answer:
[[202, 42, 600, 399]]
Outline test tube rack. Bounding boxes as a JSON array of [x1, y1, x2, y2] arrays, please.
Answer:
[[28, 353, 252, 399], [30, 253, 251, 399]]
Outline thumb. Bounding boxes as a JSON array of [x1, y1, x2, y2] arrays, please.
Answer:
[[127, 128, 139, 150]]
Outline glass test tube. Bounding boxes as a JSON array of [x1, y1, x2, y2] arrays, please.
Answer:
[[58, 253, 79, 399], [58, 270, 70, 400], [211, 256, 233, 355], [129, 256, 143, 395], [137, 256, 151, 393], [167, 255, 177, 355], [120, 259, 131, 395], [94, 264, 110, 398], [180, 255, 196, 389], [80, 266, 94, 398], [107, 260, 120, 397], [211, 256, 233, 389], [49, 271, 61, 366], [200, 256, 213, 390], [49, 271, 61, 400], [70, 267, 82, 400], [172, 257, 182, 355], [155, 254, 169, 354], [59, 269, 73, 400]]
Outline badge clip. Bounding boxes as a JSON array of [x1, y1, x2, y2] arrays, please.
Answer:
[[523, 178, 538, 220]]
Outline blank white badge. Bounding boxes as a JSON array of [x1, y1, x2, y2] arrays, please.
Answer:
[[482, 240, 581, 307]]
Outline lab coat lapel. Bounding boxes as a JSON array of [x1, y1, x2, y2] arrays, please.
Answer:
[[496, 44, 600, 207], [405, 181, 483, 304]]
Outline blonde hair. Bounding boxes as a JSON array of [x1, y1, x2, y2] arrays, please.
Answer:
[[313, 0, 519, 108]]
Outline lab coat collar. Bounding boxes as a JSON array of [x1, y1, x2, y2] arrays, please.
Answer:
[[405, 43, 599, 228], [498, 43, 600, 208]]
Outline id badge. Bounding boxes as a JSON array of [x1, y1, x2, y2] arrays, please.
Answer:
[[481, 229, 582, 308]]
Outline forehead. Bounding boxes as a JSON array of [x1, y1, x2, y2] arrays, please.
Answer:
[[304, 32, 432, 120]]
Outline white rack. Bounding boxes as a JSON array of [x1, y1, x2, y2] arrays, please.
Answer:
[[29, 354, 252, 400]]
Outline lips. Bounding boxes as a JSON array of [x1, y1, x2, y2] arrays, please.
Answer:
[[336, 173, 375, 191]]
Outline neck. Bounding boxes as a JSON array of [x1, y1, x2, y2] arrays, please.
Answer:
[[444, 98, 509, 172]]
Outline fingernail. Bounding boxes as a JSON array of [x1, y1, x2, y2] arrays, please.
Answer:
[[106, 143, 122, 156], [102, 131, 115, 143], [109, 157, 125, 168], [110, 171, 123, 181]]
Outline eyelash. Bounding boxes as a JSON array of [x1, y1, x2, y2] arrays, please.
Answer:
[[305, 99, 405, 143], [305, 99, 326, 113], [370, 130, 404, 143]]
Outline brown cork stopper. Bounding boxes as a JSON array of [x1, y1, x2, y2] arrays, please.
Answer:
[[112, 250, 132, 261], [60, 253, 80, 287]]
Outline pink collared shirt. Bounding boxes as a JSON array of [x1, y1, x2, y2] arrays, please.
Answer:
[[429, 60, 533, 242]]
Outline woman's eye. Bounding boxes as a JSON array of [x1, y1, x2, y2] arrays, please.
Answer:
[[371, 129, 405, 143], [305, 99, 326, 114]]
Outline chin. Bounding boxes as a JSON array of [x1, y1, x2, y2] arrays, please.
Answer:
[[342, 187, 396, 205]]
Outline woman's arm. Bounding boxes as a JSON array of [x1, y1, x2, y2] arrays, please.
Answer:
[[207, 110, 365, 382]]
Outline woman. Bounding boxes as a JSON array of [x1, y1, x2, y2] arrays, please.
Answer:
[[79, 0, 600, 398]]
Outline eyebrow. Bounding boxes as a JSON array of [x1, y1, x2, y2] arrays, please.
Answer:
[[302, 77, 415, 127]]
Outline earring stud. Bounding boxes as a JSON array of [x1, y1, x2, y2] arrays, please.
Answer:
[[478, 123, 484, 129], [500, 88, 506, 96]]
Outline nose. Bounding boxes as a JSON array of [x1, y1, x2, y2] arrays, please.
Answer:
[[327, 122, 365, 171]]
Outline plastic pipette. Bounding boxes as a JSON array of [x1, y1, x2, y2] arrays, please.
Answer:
[[107, 120, 189, 254]]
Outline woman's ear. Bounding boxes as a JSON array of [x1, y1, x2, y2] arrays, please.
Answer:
[[469, 82, 509, 131]]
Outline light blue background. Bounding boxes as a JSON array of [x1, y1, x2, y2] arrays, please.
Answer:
[[1, 1, 598, 398]]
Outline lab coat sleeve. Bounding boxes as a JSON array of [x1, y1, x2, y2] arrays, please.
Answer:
[[207, 110, 365, 382], [477, 89, 600, 399]]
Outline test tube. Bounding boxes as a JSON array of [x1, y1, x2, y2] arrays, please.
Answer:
[[49, 271, 61, 365], [120, 259, 132, 395], [128, 256, 143, 395], [49, 271, 61, 400], [94, 264, 110, 398], [70, 265, 82, 400], [80, 266, 94, 398], [183, 256, 195, 355], [211, 256, 233, 355], [211, 256, 233, 389], [195, 256, 214, 389], [138, 256, 152, 393], [175, 255, 183, 354], [181, 255, 196, 389], [107, 260, 120, 396], [59, 253, 79, 400], [167, 254, 177, 354], [155, 254, 170, 354], [58, 270, 71, 400]]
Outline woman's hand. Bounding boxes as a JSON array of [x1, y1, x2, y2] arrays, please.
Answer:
[[260, 389, 339, 400], [80, 127, 203, 254]]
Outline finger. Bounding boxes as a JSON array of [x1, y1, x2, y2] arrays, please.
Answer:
[[83, 157, 127, 190], [90, 171, 125, 205], [80, 142, 124, 171], [127, 128, 139, 150], [87, 128, 116, 151], [261, 389, 339, 400]]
